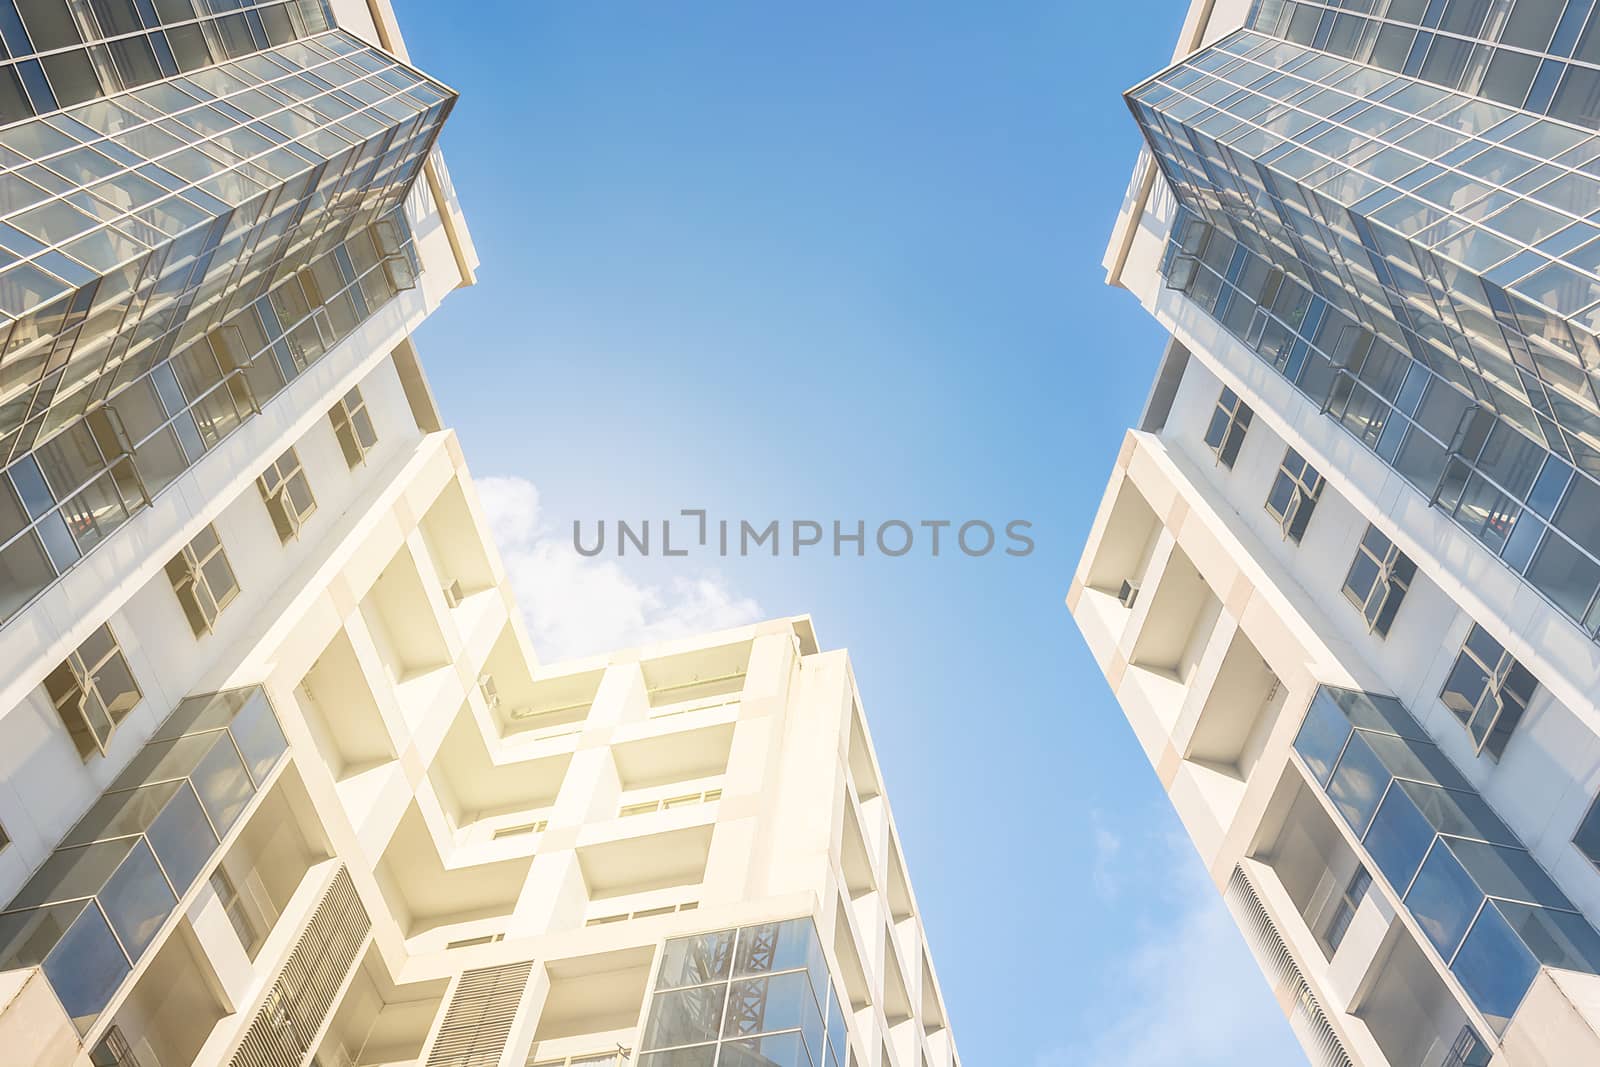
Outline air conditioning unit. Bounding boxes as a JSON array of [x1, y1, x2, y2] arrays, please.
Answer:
[[1118, 579, 1141, 609], [442, 579, 464, 608]]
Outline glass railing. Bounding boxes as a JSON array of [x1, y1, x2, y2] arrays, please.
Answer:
[[1294, 685, 1600, 1033], [0, 686, 287, 1033]]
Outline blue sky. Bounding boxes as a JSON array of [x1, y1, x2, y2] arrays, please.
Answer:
[[393, 2, 1306, 1063]]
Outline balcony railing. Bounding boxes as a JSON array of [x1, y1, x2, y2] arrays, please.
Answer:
[[0, 687, 289, 1034]]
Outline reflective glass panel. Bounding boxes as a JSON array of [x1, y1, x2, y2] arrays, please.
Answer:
[[657, 929, 735, 990], [99, 837, 175, 958], [1405, 841, 1484, 957], [644, 985, 726, 1050], [42, 901, 130, 1032], [1452, 902, 1539, 1033]]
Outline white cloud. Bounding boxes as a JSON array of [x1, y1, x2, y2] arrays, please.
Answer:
[[475, 475, 763, 662], [1041, 832, 1303, 1067]]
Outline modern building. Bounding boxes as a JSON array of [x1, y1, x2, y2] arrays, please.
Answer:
[[0, 4, 960, 1067], [1070, 1, 1600, 1064]]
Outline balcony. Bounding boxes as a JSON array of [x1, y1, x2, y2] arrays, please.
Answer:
[[1294, 685, 1600, 1033], [0, 686, 286, 1033]]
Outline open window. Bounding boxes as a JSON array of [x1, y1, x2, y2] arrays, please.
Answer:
[[43, 622, 141, 759]]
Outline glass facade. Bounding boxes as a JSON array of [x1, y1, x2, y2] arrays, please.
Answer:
[[1128, 6, 1600, 640], [1250, 0, 1600, 128], [1294, 685, 1600, 1031], [640, 917, 851, 1067], [0, 28, 451, 462], [0, 685, 286, 1031], [0, 1, 336, 123], [0, 212, 418, 627]]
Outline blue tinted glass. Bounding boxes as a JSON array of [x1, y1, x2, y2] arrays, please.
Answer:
[[8, 454, 51, 516], [191, 733, 253, 835], [1325, 687, 1429, 739], [1396, 780, 1518, 846], [1449, 838, 1572, 908], [1501, 513, 1544, 573], [1528, 457, 1572, 518], [1295, 689, 1354, 785], [1452, 902, 1539, 1033], [1406, 843, 1484, 957], [1329, 732, 1393, 835], [0, 0, 30, 56], [42, 902, 129, 1032], [737, 918, 827, 992], [723, 972, 821, 1041], [1498, 900, 1600, 971], [1363, 732, 1475, 792], [1363, 785, 1436, 891], [16, 58, 53, 111], [228, 688, 286, 785], [147, 782, 217, 894], [100, 838, 175, 959], [825, 984, 847, 1062]]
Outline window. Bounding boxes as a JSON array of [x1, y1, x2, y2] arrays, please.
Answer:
[[1265, 447, 1324, 543], [1441, 624, 1538, 759], [329, 386, 377, 468], [257, 447, 315, 542], [1342, 524, 1416, 636], [1203, 386, 1253, 468], [1321, 866, 1371, 954], [210, 867, 261, 956], [43, 622, 141, 760], [88, 1027, 138, 1067], [1443, 1026, 1491, 1067], [165, 523, 239, 635]]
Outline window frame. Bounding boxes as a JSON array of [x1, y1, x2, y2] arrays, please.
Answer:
[[165, 522, 239, 636], [1341, 524, 1416, 637], [41, 621, 142, 760], [256, 445, 315, 542], [329, 385, 377, 469], [1439, 623, 1538, 759], [1203, 385, 1254, 469], [1264, 446, 1325, 544], [1321, 865, 1371, 955], [1574, 790, 1600, 874]]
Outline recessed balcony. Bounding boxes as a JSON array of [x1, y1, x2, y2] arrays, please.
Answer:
[[313, 944, 447, 1067], [531, 947, 653, 1051], [1124, 547, 1221, 734], [577, 825, 714, 904], [428, 708, 569, 841], [295, 629, 399, 821], [419, 480, 498, 613], [1081, 480, 1162, 642], [375, 803, 531, 941], [1180, 629, 1283, 827], [642, 641, 751, 717], [360, 549, 455, 727]]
